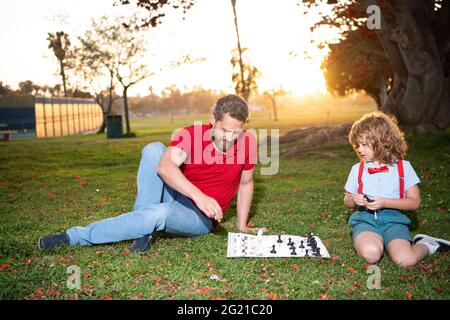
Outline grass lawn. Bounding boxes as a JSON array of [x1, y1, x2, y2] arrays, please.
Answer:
[[0, 109, 449, 300]]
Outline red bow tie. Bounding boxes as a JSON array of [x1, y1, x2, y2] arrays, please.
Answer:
[[368, 166, 389, 174]]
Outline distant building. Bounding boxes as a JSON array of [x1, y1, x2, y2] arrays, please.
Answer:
[[0, 96, 103, 138]]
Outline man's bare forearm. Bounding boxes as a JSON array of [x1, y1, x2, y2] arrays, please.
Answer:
[[157, 162, 202, 200], [236, 180, 254, 231]]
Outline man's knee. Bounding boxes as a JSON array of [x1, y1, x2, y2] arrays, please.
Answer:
[[142, 142, 165, 158], [138, 204, 170, 230]]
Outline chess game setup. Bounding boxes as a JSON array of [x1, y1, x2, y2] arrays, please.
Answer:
[[227, 231, 330, 259]]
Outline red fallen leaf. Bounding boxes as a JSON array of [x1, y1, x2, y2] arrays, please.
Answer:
[[347, 266, 357, 274], [28, 294, 36, 300], [363, 264, 371, 271], [84, 272, 91, 278], [73, 175, 81, 180], [291, 264, 300, 270], [267, 293, 279, 300], [397, 275, 404, 281], [323, 241, 330, 248], [79, 181, 87, 187], [331, 254, 339, 261], [319, 293, 332, 300], [260, 288, 267, 292], [0, 263, 12, 271], [206, 261, 215, 269], [319, 211, 328, 218], [59, 257, 70, 263], [407, 292, 413, 300], [246, 223, 254, 228], [199, 287, 213, 295], [352, 281, 362, 288], [100, 197, 109, 203], [211, 297, 225, 300], [434, 288, 445, 294], [153, 278, 161, 285], [36, 289, 45, 297], [47, 193, 55, 199], [123, 248, 130, 256], [344, 288, 353, 295], [102, 295, 113, 300], [26, 258, 33, 264]]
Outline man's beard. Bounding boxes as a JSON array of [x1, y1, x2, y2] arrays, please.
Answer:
[[211, 131, 235, 152]]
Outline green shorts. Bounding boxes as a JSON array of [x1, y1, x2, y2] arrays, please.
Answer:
[[348, 209, 412, 247]]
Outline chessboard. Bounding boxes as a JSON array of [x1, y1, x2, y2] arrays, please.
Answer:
[[227, 232, 330, 258]]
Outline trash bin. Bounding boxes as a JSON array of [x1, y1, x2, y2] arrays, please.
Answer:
[[106, 114, 123, 139]]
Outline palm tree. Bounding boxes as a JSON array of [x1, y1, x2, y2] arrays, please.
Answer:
[[47, 31, 71, 97]]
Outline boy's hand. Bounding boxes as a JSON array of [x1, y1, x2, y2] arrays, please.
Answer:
[[365, 197, 387, 211], [352, 194, 367, 207]]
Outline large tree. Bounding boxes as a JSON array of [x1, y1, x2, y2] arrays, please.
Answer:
[[304, 0, 450, 133], [231, 48, 261, 102], [47, 31, 72, 97]]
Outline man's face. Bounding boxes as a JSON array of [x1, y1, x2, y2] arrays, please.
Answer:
[[210, 113, 245, 152]]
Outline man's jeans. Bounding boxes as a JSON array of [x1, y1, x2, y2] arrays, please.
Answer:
[[66, 142, 214, 246]]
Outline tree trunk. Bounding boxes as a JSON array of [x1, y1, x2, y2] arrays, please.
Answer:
[[364, 0, 450, 132], [59, 59, 67, 97], [231, 0, 249, 102], [272, 97, 278, 122], [123, 87, 131, 135]]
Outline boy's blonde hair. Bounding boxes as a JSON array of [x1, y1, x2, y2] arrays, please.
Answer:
[[348, 111, 407, 164]]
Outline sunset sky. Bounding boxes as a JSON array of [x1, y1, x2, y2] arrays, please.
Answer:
[[0, 0, 337, 97]]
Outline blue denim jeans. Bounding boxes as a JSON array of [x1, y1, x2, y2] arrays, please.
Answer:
[[66, 142, 214, 246]]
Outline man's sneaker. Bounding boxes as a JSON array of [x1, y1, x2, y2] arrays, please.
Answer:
[[129, 234, 155, 253], [413, 234, 450, 255], [38, 231, 70, 250]]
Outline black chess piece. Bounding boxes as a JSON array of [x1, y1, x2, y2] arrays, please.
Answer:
[[277, 235, 282, 243], [316, 247, 321, 257], [299, 240, 305, 249], [287, 238, 294, 246], [291, 247, 297, 255], [305, 249, 309, 257], [270, 245, 277, 254]]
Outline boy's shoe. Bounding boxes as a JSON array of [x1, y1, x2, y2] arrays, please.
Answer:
[[38, 231, 70, 250], [129, 234, 155, 253], [413, 234, 450, 255]]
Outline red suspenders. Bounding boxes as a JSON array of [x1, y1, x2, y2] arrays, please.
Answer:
[[357, 159, 405, 199]]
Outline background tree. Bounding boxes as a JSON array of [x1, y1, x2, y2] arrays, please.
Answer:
[[77, 16, 123, 133], [47, 31, 72, 97], [303, 0, 450, 132], [231, 48, 261, 102], [263, 87, 287, 122], [321, 28, 393, 108]]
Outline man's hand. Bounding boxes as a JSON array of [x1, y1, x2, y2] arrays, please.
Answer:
[[192, 192, 223, 222], [365, 197, 387, 211]]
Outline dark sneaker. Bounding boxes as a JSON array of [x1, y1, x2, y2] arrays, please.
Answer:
[[129, 234, 155, 253], [38, 231, 70, 250], [413, 234, 450, 255]]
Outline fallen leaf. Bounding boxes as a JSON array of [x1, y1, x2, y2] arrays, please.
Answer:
[[79, 181, 87, 187], [347, 266, 357, 274], [319, 211, 328, 218], [123, 249, 130, 256], [26, 258, 33, 264], [407, 292, 413, 300], [100, 197, 109, 203], [247, 223, 254, 228], [0, 263, 12, 271], [434, 288, 445, 294], [267, 293, 279, 300], [36, 289, 45, 297], [84, 271, 91, 278], [153, 278, 161, 285], [59, 257, 70, 263], [319, 293, 332, 300], [211, 297, 225, 300], [323, 241, 330, 248], [199, 287, 213, 295], [47, 193, 55, 199], [291, 264, 300, 270], [102, 295, 113, 300]]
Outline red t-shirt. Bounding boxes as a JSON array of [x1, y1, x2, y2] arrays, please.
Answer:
[[168, 124, 257, 218]]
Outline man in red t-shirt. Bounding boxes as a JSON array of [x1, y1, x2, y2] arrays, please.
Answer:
[[38, 95, 263, 253]]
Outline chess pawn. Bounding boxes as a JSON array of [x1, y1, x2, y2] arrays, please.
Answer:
[[299, 240, 305, 249]]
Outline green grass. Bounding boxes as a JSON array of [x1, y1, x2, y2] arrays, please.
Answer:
[[0, 110, 449, 300]]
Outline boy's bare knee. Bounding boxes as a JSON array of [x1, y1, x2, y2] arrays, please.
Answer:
[[393, 254, 418, 268], [359, 247, 383, 264]]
